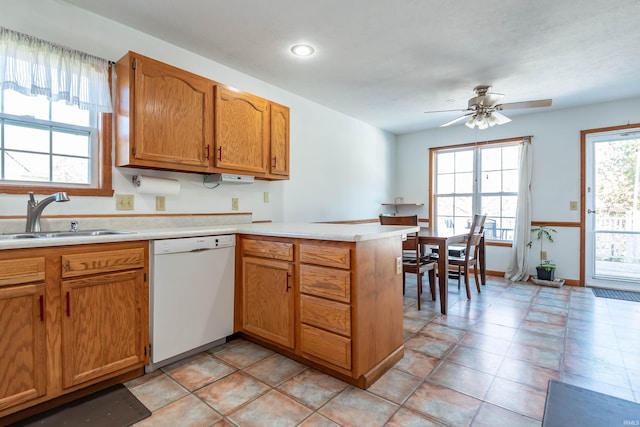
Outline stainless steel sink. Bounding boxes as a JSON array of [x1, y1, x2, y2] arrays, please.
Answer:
[[0, 229, 136, 240]]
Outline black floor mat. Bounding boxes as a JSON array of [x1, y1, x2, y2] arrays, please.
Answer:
[[591, 287, 640, 302], [10, 384, 151, 427], [543, 380, 640, 427]]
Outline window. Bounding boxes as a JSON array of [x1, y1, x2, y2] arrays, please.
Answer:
[[0, 27, 113, 196], [431, 138, 521, 241]]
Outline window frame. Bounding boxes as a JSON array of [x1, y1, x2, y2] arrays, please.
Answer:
[[0, 69, 113, 197], [429, 136, 523, 243]]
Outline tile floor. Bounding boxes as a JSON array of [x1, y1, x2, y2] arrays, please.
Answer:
[[126, 276, 640, 426]]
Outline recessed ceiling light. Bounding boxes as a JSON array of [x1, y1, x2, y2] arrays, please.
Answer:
[[290, 44, 315, 57]]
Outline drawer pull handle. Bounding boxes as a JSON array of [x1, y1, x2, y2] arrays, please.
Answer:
[[286, 272, 291, 292], [205, 144, 210, 160], [39, 295, 44, 322], [272, 156, 277, 168], [218, 146, 223, 161], [66, 291, 71, 317]]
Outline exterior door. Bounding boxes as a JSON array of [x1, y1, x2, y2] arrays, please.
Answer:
[[585, 126, 640, 290]]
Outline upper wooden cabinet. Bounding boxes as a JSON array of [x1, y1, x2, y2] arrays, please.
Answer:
[[116, 52, 213, 172], [269, 102, 290, 178], [115, 51, 290, 179], [214, 86, 269, 175]]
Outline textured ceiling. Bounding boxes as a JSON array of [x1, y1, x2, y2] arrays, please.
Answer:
[[63, 0, 640, 135]]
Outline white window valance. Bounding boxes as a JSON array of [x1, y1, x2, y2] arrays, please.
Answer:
[[0, 27, 112, 113]]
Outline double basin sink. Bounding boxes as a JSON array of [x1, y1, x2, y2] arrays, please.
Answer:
[[0, 230, 135, 240]]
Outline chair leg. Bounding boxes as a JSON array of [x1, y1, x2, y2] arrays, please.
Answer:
[[428, 268, 436, 301], [402, 272, 406, 295], [457, 266, 461, 289], [464, 267, 471, 299], [473, 265, 481, 293], [416, 271, 422, 311]]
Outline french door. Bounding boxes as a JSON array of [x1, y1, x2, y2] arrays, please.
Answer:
[[584, 125, 640, 290]]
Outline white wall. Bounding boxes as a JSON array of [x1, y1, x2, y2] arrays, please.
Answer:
[[397, 97, 640, 282], [0, 1, 396, 223]]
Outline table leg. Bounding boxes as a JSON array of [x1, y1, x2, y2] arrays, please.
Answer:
[[437, 241, 448, 314]]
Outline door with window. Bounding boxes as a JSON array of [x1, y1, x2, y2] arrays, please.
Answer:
[[432, 140, 520, 242], [585, 126, 640, 290]]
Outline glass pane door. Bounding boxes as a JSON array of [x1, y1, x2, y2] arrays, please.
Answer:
[[586, 129, 640, 289]]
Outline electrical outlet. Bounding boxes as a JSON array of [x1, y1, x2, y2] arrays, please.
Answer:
[[541, 250, 548, 260], [396, 257, 402, 275], [570, 201, 578, 211], [156, 196, 166, 211], [232, 198, 239, 211], [264, 192, 269, 203], [116, 194, 134, 210]]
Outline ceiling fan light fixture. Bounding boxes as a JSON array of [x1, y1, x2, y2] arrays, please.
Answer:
[[465, 115, 477, 129]]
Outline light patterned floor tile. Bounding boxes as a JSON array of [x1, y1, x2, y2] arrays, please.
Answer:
[[318, 386, 399, 426], [227, 390, 312, 427], [277, 369, 348, 409], [194, 371, 269, 415]]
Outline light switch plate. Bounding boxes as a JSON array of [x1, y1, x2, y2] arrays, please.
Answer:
[[232, 198, 239, 211], [116, 194, 134, 210], [396, 257, 402, 275], [569, 201, 578, 211]]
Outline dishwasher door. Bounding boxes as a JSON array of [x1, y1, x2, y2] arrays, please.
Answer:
[[149, 235, 235, 371]]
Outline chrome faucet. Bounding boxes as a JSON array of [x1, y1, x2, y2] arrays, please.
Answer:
[[25, 191, 70, 232]]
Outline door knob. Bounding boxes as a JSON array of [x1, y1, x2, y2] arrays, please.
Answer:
[[587, 209, 597, 214]]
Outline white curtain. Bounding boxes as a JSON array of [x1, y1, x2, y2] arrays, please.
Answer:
[[0, 27, 112, 113], [505, 136, 532, 281]]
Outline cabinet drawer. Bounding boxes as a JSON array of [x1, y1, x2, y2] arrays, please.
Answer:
[[300, 265, 350, 303], [299, 243, 350, 269], [242, 238, 293, 261], [0, 257, 45, 287], [61, 248, 145, 278], [301, 324, 351, 370], [300, 295, 351, 336]]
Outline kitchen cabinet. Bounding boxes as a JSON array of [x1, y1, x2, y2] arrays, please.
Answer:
[[115, 51, 214, 173], [239, 238, 295, 349], [214, 86, 270, 175], [269, 102, 290, 178], [235, 234, 404, 388], [0, 242, 149, 420], [115, 51, 290, 179], [60, 247, 147, 389], [0, 258, 46, 412]]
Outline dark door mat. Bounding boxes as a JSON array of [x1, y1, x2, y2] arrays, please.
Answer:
[[591, 287, 640, 302], [10, 384, 151, 427], [542, 380, 640, 427]]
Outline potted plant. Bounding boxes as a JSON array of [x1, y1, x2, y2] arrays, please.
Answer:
[[527, 225, 557, 282]]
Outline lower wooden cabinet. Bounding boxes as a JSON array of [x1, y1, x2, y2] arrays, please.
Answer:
[[0, 242, 149, 420], [241, 256, 294, 349], [236, 234, 404, 389], [0, 283, 46, 411]]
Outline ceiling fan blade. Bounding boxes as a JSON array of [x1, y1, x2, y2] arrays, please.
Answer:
[[492, 111, 512, 125], [424, 108, 469, 114], [440, 113, 473, 127], [498, 99, 552, 110]]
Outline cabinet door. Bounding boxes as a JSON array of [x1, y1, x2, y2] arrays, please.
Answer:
[[129, 54, 213, 170], [215, 86, 269, 174], [269, 102, 290, 177], [61, 270, 145, 388], [241, 256, 294, 349], [0, 284, 46, 411]]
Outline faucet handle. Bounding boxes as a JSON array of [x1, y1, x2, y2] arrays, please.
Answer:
[[28, 192, 36, 203], [70, 221, 79, 232]]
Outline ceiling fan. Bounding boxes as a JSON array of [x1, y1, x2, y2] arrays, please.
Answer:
[[425, 85, 552, 129]]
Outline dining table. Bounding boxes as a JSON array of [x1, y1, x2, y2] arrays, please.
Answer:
[[417, 227, 486, 315]]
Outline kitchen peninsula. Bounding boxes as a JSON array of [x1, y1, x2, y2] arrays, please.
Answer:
[[235, 222, 417, 389]]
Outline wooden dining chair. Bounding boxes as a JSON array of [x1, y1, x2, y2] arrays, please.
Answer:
[[448, 213, 487, 299], [379, 214, 437, 310]]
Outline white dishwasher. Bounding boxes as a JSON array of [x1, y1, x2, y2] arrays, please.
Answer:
[[148, 234, 235, 371]]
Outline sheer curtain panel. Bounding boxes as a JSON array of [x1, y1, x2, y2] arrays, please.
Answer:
[[0, 27, 112, 113], [505, 137, 532, 281]]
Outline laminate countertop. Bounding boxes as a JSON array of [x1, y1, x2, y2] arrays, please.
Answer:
[[0, 222, 418, 250]]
